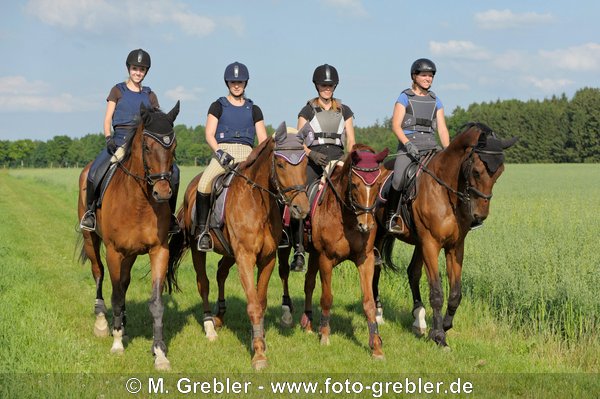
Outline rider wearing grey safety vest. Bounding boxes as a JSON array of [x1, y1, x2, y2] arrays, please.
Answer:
[[194, 62, 268, 252], [288, 64, 356, 272], [386, 58, 450, 233]]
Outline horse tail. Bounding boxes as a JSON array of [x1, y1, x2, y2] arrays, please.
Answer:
[[75, 233, 89, 264], [166, 209, 189, 294], [379, 234, 400, 273]]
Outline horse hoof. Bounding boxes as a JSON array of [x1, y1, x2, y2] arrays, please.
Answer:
[[251, 357, 268, 371], [441, 345, 452, 353], [154, 348, 171, 371], [412, 326, 427, 337], [204, 319, 218, 341], [280, 305, 294, 328], [94, 314, 109, 337], [110, 344, 124, 355], [372, 352, 386, 361], [319, 335, 330, 346]]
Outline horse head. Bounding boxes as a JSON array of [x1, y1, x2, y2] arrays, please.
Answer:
[[137, 101, 180, 202], [456, 122, 518, 227], [347, 145, 390, 233], [272, 122, 310, 219]]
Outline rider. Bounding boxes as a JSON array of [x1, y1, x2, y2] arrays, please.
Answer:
[[289, 64, 356, 272], [195, 61, 268, 252], [386, 58, 450, 233], [79, 48, 181, 234]]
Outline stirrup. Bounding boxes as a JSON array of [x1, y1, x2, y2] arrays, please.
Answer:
[[197, 231, 214, 252], [79, 210, 96, 232], [168, 214, 181, 235], [278, 229, 290, 248], [290, 251, 306, 272], [387, 213, 404, 234]]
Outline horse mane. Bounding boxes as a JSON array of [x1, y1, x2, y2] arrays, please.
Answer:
[[237, 136, 274, 171]]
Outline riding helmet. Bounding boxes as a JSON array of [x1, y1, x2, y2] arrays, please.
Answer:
[[126, 49, 151, 70], [312, 64, 339, 86], [410, 58, 436, 77], [224, 62, 250, 83]]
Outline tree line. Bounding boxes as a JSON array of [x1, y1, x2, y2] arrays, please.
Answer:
[[1, 87, 599, 168]]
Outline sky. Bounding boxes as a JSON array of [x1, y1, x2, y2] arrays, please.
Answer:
[[1, 0, 600, 141]]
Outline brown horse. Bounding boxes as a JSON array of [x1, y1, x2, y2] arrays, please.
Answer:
[[278, 145, 390, 358], [168, 123, 309, 370], [375, 122, 517, 347], [77, 102, 180, 370]]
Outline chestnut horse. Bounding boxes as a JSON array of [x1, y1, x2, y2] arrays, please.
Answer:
[[168, 123, 309, 370], [374, 122, 517, 347], [278, 145, 390, 358], [77, 102, 180, 370]]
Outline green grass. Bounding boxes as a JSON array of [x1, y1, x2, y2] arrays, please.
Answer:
[[0, 165, 599, 398]]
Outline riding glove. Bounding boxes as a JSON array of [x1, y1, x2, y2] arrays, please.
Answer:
[[308, 150, 328, 167], [404, 141, 420, 161], [105, 136, 118, 155], [215, 149, 234, 167]]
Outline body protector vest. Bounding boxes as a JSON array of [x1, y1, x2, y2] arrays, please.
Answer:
[[112, 82, 152, 127], [215, 97, 256, 147], [303, 99, 346, 148], [401, 89, 437, 133]]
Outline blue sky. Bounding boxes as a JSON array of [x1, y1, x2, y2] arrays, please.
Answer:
[[1, 0, 600, 141]]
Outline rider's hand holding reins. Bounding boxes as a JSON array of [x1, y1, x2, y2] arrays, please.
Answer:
[[106, 136, 118, 155], [404, 141, 420, 161], [308, 150, 328, 167], [215, 149, 234, 167]]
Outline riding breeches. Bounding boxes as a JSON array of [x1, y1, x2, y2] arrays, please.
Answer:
[[392, 132, 440, 190], [197, 143, 253, 194]]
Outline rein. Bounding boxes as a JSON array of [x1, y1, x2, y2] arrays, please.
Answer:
[[325, 162, 381, 216]]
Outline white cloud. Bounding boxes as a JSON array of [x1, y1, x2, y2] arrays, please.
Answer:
[[164, 85, 204, 102], [0, 76, 86, 112], [323, 0, 368, 17], [475, 9, 554, 30], [539, 43, 600, 71], [522, 76, 574, 93], [430, 40, 491, 61], [25, 0, 222, 37]]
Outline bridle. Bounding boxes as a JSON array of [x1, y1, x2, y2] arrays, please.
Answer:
[[117, 129, 175, 187], [325, 161, 382, 217]]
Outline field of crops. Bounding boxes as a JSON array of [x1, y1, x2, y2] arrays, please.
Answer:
[[0, 164, 598, 398]]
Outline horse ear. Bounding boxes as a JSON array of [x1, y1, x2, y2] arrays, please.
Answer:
[[274, 121, 286, 144], [375, 148, 390, 163], [140, 103, 151, 125], [350, 150, 360, 164], [501, 137, 519, 149], [167, 101, 180, 123]]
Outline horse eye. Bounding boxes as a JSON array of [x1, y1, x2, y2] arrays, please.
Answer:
[[473, 170, 481, 179]]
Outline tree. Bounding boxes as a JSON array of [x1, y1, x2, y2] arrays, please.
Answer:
[[567, 87, 600, 162]]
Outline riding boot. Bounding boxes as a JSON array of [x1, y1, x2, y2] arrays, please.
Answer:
[[289, 218, 306, 272], [195, 192, 213, 252], [386, 186, 404, 234], [168, 172, 181, 234], [79, 179, 97, 232]]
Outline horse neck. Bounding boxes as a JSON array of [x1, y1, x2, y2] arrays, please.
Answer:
[[242, 143, 274, 193], [116, 127, 147, 191], [324, 165, 349, 217]]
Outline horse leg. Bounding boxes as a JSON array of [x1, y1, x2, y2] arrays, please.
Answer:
[[82, 231, 109, 337], [277, 247, 294, 328], [373, 263, 384, 325], [148, 247, 171, 371], [421, 241, 448, 347], [191, 248, 217, 341], [300, 253, 318, 333], [357, 252, 384, 359], [443, 243, 464, 333], [106, 250, 133, 355], [215, 256, 235, 328], [317, 256, 334, 346], [236, 253, 268, 370], [407, 247, 427, 336]]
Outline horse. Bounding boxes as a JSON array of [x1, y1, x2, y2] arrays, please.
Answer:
[[77, 102, 180, 370], [374, 122, 518, 347], [168, 123, 310, 370], [277, 144, 390, 359]]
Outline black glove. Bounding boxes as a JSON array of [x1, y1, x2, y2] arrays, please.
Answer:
[[308, 150, 328, 167], [105, 136, 118, 155], [404, 141, 420, 161], [215, 149, 234, 167]]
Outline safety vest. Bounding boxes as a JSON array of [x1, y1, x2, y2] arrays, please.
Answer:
[[112, 82, 152, 127], [303, 99, 346, 148], [401, 89, 437, 133], [215, 97, 256, 147]]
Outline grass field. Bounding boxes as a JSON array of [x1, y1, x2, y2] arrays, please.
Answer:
[[0, 164, 599, 398]]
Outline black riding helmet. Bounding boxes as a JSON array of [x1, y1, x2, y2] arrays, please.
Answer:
[[126, 49, 151, 71], [312, 64, 339, 86], [410, 58, 436, 78]]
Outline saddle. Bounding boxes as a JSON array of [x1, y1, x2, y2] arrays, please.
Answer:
[[379, 150, 437, 233]]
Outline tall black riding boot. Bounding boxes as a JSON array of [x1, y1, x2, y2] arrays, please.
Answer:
[[289, 218, 306, 272], [79, 179, 97, 232], [195, 192, 212, 252], [386, 186, 404, 234]]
